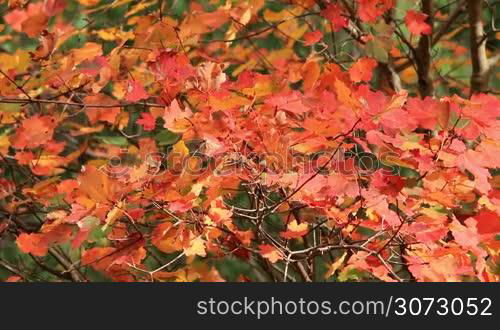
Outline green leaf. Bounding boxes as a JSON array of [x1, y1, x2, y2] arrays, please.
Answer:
[[215, 256, 252, 281], [96, 135, 129, 146], [155, 130, 180, 146], [366, 38, 389, 63]]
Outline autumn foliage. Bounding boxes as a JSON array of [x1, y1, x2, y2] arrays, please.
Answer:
[[0, 0, 499, 282]]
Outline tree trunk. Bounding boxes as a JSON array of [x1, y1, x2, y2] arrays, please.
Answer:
[[468, 0, 489, 95], [416, 0, 434, 98]]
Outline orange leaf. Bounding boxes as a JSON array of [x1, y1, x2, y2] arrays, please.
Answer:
[[303, 30, 323, 46], [259, 244, 284, 263], [301, 60, 321, 92], [29, 30, 56, 61], [349, 57, 378, 83], [11, 115, 57, 149]]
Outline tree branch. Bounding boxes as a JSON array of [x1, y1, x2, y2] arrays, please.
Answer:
[[433, 0, 467, 46]]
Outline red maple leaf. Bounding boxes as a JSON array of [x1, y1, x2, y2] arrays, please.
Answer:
[[358, 0, 394, 22], [136, 112, 156, 131], [125, 80, 149, 102], [321, 3, 348, 32], [405, 10, 432, 36], [303, 30, 323, 46]]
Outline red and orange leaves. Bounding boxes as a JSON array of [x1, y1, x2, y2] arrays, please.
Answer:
[[320, 3, 348, 32], [11, 115, 57, 149], [148, 51, 195, 103], [357, 0, 394, 22], [1, 0, 499, 283], [349, 57, 378, 83], [4, 2, 48, 37]]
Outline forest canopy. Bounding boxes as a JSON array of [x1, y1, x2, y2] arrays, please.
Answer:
[[0, 0, 499, 282]]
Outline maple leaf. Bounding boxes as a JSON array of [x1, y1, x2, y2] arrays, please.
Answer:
[[185, 236, 207, 257], [66, 203, 91, 224], [136, 112, 156, 131], [103, 201, 124, 230], [84, 94, 121, 125], [259, 245, 284, 263], [11, 115, 57, 149], [16, 233, 49, 257], [162, 99, 192, 133], [461, 94, 500, 134], [320, 3, 348, 32], [78, 56, 109, 76], [334, 78, 361, 109], [408, 222, 449, 244], [456, 151, 492, 194], [5, 2, 48, 37], [449, 219, 485, 258], [148, 51, 195, 83], [70, 42, 103, 65], [303, 30, 323, 46], [125, 80, 149, 102], [349, 57, 378, 83], [266, 91, 310, 114], [371, 172, 406, 197], [14, 150, 34, 165], [473, 211, 500, 236], [405, 10, 432, 36], [82, 247, 116, 271], [357, 0, 394, 22], [152, 222, 181, 254], [207, 198, 233, 223], [16, 224, 73, 257], [280, 220, 309, 239], [78, 165, 116, 204], [405, 97, 441, 130]]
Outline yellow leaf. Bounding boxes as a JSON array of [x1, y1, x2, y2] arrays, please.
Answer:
[[71, 42, 103, 65], [172, 140, 189, 157], [95, 28, 134, 41], [185, 236, 206, 257], [0, 49, 30, 72], [288, 219, 308, 232], [324, 252, 347, 279], [263, 9, 287, 22], [103, 201, 124, 230]]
